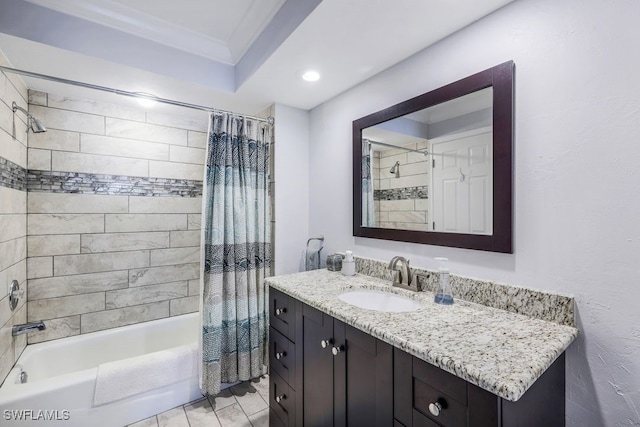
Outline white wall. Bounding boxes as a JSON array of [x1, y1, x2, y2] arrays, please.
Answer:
[[306, 0, 640, 424], [274, 103, 310, 274]]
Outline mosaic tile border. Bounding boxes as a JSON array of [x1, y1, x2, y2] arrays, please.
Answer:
[[0, 156, 27, 191], [27, 170, 203, 197], [354, 255, 575, 327], [374, 185, 428, 201]]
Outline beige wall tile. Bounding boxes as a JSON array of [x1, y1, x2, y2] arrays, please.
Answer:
[[129, 263, 200, 287], [12, 305, 27, 361], [105, 214, 187, 232], [149, 160, 203, 180], [0, 130, 27, 168], [81, 232, 169, 253], [145, 112, 208, 132], [27, 316, 80, 344], [28, 214, 104, 235], [27, 257, 52, 279], [54, 250, 149, 275], [29, 106, 105, 134], [29, 270, 129, 300], [188, 279, 200, 296], [188, 131, 207, 148], [28, 129, 80, 152], [388, 211, 426, 224], [170, 296, 199, 316], [28, 90, 47, 106], [0, 214, 26, 243], [0, 237, 26, 271], [106, 117, 188, 145], [28, 193, 128, 214], [415, 199, 429, 211], [380, 152, 407, 168], [150, 247, 199, 267], [379, 200, 415, 212], [188, 214, 201, 230], [27, 148, 52, 171], [48, 94, 146, 122], [129, 196, 202, 214], [106, 281, 188, 309], [28, 293, 105, 321], [0, 345, 15, 386], [81, 134, 169, 161], [28, 234, 80, 257], [51, 151, 149, 177], [81, 301, 169, 334], [0, 187, 26, 214], [169, 145, 205, 165], [170, 230, 200, 248]]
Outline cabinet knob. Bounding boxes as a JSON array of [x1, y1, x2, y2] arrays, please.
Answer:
[[428, 401, 443, 417], [320, 339, 332, 349], [275, 351, 286, 360], [331, 345, 343, 356], [275, 394, 287, 403], [274, 307, 286, 316]]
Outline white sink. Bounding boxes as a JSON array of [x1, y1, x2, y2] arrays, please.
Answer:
[[337, 290, 421, 313]]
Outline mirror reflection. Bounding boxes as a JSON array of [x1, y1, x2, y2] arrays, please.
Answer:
[[361, 87, 493, 235]]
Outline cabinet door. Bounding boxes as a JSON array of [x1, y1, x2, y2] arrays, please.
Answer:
[[334, 320, 393, 427], [302, 304, 335, 427]]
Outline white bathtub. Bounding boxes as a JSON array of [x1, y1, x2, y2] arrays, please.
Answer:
[[0, 313, 203, 427]]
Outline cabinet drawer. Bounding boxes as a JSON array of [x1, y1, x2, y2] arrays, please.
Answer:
[[414, 379, 467, 427], [269, 327, 297, 387], [270, 370, 296, 426], [413, 357, 466, 404], [270, 287, 296, 341]]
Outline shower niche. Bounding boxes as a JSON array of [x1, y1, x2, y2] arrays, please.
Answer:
[[353, 61, 514, 253]]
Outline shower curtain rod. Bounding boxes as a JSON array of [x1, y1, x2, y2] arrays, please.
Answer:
[[364, 138, 428, 156], [0, 65, 274, 125]]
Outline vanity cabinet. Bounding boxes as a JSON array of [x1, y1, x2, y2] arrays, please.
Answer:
[[269, 286, 566, 427]]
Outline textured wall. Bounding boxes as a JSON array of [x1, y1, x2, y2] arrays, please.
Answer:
[[307, 0, 640, 425], [0, 53, 28, 385], [25, 91, 207, 345]]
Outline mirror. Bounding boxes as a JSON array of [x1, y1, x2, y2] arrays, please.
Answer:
[[353, 61, 514, 253]]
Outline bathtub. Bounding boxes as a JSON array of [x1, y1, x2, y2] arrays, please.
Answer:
[[0, 313, 203, 427]]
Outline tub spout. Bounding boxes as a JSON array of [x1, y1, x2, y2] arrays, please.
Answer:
[[12, 321, 46, 336]]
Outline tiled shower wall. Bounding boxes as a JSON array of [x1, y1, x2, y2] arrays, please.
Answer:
[[25, 90, 207, 345], [372, 141, 429, 231], [0, 56, 28, 383]]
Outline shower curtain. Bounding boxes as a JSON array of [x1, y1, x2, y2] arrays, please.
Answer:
[[200, 111, 271, 396], [362, 139, 375, 227]]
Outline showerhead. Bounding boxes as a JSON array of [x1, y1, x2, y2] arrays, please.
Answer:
[[12, 101, 47, 133], [389, 161, 400, 176], [29, 117, 47, 133]]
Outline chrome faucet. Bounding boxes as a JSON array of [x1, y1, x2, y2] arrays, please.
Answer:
[[12, 321, 46, 336], [388, 256, 413, 289]]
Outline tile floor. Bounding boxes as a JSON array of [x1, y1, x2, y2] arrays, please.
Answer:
[[127, 375, 269, 427]]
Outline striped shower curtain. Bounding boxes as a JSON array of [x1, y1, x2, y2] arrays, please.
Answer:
[[362, 139, 375, 227], [200, 111, 272, 396]]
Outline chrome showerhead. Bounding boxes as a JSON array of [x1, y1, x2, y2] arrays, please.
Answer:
[[389, 161, 400, 176], [12, 101, 47, 133]]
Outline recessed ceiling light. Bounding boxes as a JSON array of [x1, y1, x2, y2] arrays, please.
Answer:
[[302, 70, 320, 82]]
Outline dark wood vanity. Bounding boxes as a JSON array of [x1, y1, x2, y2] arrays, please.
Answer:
[[269, 287, 567, 427]]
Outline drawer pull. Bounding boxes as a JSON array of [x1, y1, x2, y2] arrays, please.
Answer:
[[320, 339, 333, 349], [275, 394, 287, 403], [275, 307, 287, 316], [331, 345, 343, 356], [275, 351, 287, 360], [428, 401, 443, 417]]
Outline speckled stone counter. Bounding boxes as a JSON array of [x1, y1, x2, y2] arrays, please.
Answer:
[[265, 269, 578, 402]]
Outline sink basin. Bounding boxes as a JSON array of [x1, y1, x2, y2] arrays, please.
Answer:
[[337, 290, 421, 312]]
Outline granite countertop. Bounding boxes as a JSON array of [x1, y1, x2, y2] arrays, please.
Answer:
[[265, 269, 578, 402]]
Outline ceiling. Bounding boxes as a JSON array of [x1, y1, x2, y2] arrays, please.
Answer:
[[0, 0, 515, 117]]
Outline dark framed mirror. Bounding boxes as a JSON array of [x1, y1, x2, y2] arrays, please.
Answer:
[[353, 61, 514, 253]]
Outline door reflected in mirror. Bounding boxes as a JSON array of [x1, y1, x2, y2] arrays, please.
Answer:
[[362, 87, 493, 235]]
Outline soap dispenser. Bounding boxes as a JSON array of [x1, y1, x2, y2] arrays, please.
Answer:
[[341, 251, 356, 276], [434, 257, 453, 305]]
